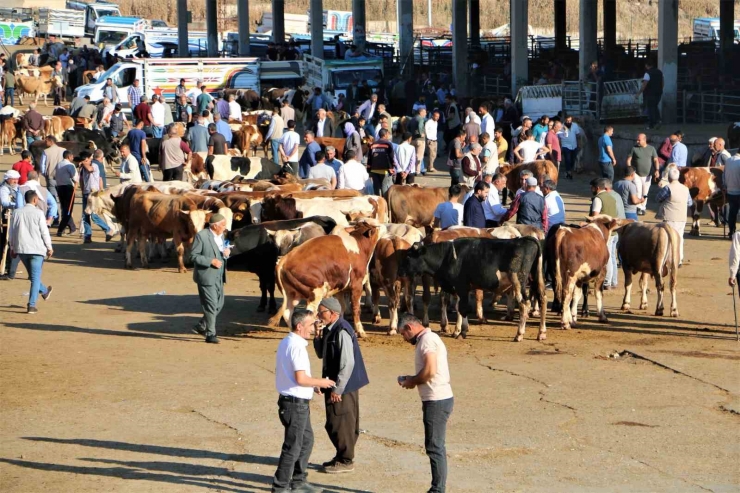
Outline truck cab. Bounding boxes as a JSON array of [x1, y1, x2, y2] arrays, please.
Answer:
[[109, 29, 219, 59], [95, 16, 150, 50]]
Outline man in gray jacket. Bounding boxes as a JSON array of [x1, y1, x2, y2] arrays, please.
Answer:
[[189, 214, 230, 344]]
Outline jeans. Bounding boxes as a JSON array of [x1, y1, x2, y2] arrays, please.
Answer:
[[4, 88, 14, 107], [562, 147, 577, 174], [151, 125, 164, 138], [605, 234, 619, 287], [728, 194, 740, 236], [271, 139, 281, 165], [599, 161, 614, 181], [26, 133, 41, 148], [19, 254, 48, 307], [625, 212, 638, 221], [82, 193, 111, 239], [646, 96, 661, 127], [422, 397, 454, 493], [273, 397, 314, 490]]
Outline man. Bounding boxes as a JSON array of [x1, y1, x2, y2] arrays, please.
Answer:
[[308, 88, 331, 117], [197, 86, 214, 114], [150, 96, 166, 138], [367, 128, 396, 195], [78, 96, 99, 122], [398, 313, 454, 493], [448, 130, 465, 185], [266, 107, 285, 165], [598, 126, 617, 180], [711, 138, 732, 167], [0, 170, 23, 280], [228, 94, 242, 122], [325, 146, 343, 176], [494, 126, 509, 165], [312, 108, 334, 138], [281, 99, 296, 126], [213, 113, 232, 147], [279, 120, 301, 175], [590, 178, 620, 288], [273, 309, 336, 493], [12, 151, 34, 185], [461, 142, 483, 187], [657, 168, 691, 265], [69, 93, 87, 117], [188, 116, 210, 154], [40, 135, 65, 205], [357, 94, 378, 136], [308, 151, 337, 189], [215, 95, 230, 121], [337, 150, 368, 191], [408, 108, 427, 175], [373, 117, 391, 141], [78, 151, 111, 243], [186, 80, 203, 104], [160, 126, 188, 181], [91, 149, 108, 189], [127, 79, 143, 114], [22, 103, 44, 148], [614, 166, 645, 221], [395, 132, 417, 185], [670, 133, 688, 168], [134, 98, 153, 130], [51, 62, 66, 106], [479, 103, 494, 137], [501, 176, 549, 231], [175, 78, 187, 100], [432, 184, 464, 230], [542, 180, 565, 232], [625, 133, 659, 216], [513, 130, 547, 164], [189, 214, 230, 344], [102, 77, 119, 104], [636, 59, 664, 129], [463, 181, 489, 228], [126, 119, 149, 178], [8, 190, 54, 314], [480, 133, 498, 175], [19, 171, 57, 228], [481, 173, 508, 227], [53, 150, 79, 237], [726, 154, 740, 238], [425, 109, 440, 173], [298, 131, 322, 179], [28, 48, 40, 67], [313, 297, 369, 474], [207, 123, 228, 156], [175, 94, 193, 124], [463, 113, 481, 146], [107, 104, 129, 139], [545, 120, 562, 168], [116, 145, 143, 184]]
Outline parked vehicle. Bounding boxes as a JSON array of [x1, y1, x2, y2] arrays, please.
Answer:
[[66, 0, 121, 35], [108, 29, 222, 59], [38, 9, 86, 39], [256, 12, 309, 35], [303, 54, 384, 105], [693, 17, 740, 44], [94, 16, 150, 50]]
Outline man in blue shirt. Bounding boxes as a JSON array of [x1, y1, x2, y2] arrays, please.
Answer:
[[598, 126, 616, 181], [299, 131, 322, 179], [463, 181, 489, 228], [669, 133, 687, 168], [188, 115, 210, 154], [213, 112, 232, 147], [325, 146, 343, 175]]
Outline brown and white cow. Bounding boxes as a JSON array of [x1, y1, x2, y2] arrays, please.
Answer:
[[315, 136, 347, 157], [617, 222, 680, 317], [260, 194, 389, 226], [499, 160, 559, 198], [233, 123, 266, 157], [681, 166, 724, 236], [190, 154, 282, 183], [16, 72, 59, 106], [553, 215, 623, 329], [268, 222, 385, 337], [369, 236, 414, 334]]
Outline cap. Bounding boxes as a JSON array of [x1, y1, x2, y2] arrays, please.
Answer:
[[4, 170, 20, 181], [319, 297, 342, 313], [526, 177, 538, 187], [209, 213, 225, 224]]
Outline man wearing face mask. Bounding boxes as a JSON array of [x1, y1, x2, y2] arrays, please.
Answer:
[[398, 313, 454, 493], [313, 297, 369, 474]]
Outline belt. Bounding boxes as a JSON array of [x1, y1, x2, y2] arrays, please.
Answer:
[[278, 395, 311, 403]]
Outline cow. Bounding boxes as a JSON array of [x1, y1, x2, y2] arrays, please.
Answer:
[[617, 222, 680, 317], [63, 128, 121, 165], [268, 222, 385, 338], [499, 161, 559, 198], [236, 89, 262, 111], [546, 223, 591, 318], [190, 153, 282, 182], [552, 215, 623, 330], [260, 195, 389, 226], [678, 166, 724, 236], [398, 236, 547, 341], [227, 216, 338, 314], [233, 123, 267, 157], [369, 236, 414, 334], [16, 73, 59, 106], [386, 185, 451, 229], [0, 118, 19, 156], [382, 223, 425, 244], [315, 136, 347, 157], [47, 116, 74, 140]]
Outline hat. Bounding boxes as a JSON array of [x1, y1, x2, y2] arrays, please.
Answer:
[[526, 177, 538, 187], [4, 170, 20, 181], [208, 213, 225, 224], [319, 297, 341, 313]]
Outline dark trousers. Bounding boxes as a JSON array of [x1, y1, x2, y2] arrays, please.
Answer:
[[449, 168, 461, 186], [56, 185, 76, 235], [163, 165, 183, 182], [646, 96, 661, 127], [324, 390, 360, 464], [728, 194, 740, 236], [273, 397, 314, 490], [371, 173, 386, 195], [394, 173, 415, 185], [485, 219, 499, 228], [4, 88, 14, 107], [562, 147, 577, 174], [599, 161, 614, 181], [423, 397, 454, 493]]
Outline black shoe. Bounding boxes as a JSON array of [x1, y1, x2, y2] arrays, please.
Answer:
[[191, 325, 206, 335], [84, 237, 92, 244], [0, 274, 13, 281], [42, 286, 53, 301], [105, 234, 114, 242], [205, 335, 220, 344], [27, 305, 38, 314], [56, 232, 64, 237], [51, 221, 60, 228], [291, 482, 324, 493]]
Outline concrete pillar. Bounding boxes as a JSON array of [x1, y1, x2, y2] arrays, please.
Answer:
[[206, 0, 218, 57], [554, 0, 566, 50], [177, 0, 189, 57], [237, 0, 250, 56], [352, 0, 366, 53], [397, 0, 414, 76], [579, 0, 597, 80], [720, 0, 735, 74], [272, 0, 285, 44], [452, 0, 468, 96], [603, 0, 616, 54], [658, 0, 678, 123], [469, 0, 481, 47], [310, 0, 323, 58], [510, 0, 528, 95]]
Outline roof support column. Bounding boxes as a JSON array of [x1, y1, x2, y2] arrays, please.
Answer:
[[470, 0, 481, 47], [452, 0, 469, 96], [397, 0, 414, 77], [177, 0, 189, 57], [720, 0, 735, 76], [352, 0, 366, 53], [310, 0, 323, 58], [510, 0, 529, 95], [206, 0, 218, 57], [579, 0, 597, 80], [658, 0, 678, 123], [272, 0, 285, 44], [603, 0, 617, 55], [237, 0, 250, 56], [554, 0, 567, 50]]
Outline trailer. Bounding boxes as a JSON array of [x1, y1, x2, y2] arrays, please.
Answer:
[[38, 8, 86, 39]]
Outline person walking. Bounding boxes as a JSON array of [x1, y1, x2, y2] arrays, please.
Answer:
[[656, 168, 691, 266], [598, 126, 617, 181], [21, 103, 44, 148], [625, 133, 659, 216], [189, 214, 230, 344], [367, 129, 396, 195], [408, 108, 427, 175], [273, 309, 336, 493], [425, 110, 440, 173], [116, 145, 143, 184], [0, 170, 23, 280], [160, 126, 187, 181], [8, 190, 53, 314], [54, 151, 79, 237], [636, 59, 664, 129], [398, 313, 454, 493], [313, 297, 369, 474], [79, 151, 111, 243]]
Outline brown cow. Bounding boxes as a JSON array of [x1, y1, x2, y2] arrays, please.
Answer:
[[315, 136, 347, 157], [268, 222, 385, 338], [0, 118, 18, 156], [369, 236, 414, 334], [386, 185, 450, 229], [617, 222, 680, 317], [233, 123, 266, 157], [553, 215, 623, 329], [16, 72, 59, 106], [260, 194, 388, 226], [676, 166, 724, 236], [499, 161, 559, 197]]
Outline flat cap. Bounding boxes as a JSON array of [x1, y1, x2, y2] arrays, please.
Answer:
[[319, 297, 342, 313], [209, 213, 225, 224]]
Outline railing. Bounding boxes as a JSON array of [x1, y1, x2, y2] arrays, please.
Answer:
[[480, 75, 510, 98], [562, 81, 598, 119], [681, 91, 740, 123]]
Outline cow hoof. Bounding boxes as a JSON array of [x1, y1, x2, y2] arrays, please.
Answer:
[[537, 332, 547, 341], [362, 305, 373, 314], [581, 311, 590, 319], [531, 310, 540, 318], [356, 330, 367, 339], [125, 263, 134, 270], [372, 315, 381, 325], [655, 308, 664, 316], [638, 303, 648, 310], [256, 305, 266, 313], [387, 329, 397, 336], [689, 229, 700, 237], [671, 309, 679, 317], [178, 268, 187, 273], [504, 315, 514, 322], [514, 334, 523, 342], [621, 303, 630, 311], [599, 316, 609, 324], [561, 322, 571, 330], [439, 325, 448, 334]]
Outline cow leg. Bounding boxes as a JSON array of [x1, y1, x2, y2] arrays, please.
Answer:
[[421, 275, 431, 327], [639, 273, 649, 310], [580, 284, 590, 318], [561, 280, 576, 330], [452, 289, 469, 339], [689, 202, 701, 236], [571, 283, 582, 326], [621, 270, 634, 311], [388, 280, 402, 335], [256, 275, 268, 312], [504, 294, 515, 321], [439, 292, 449, 333], [475, 289, 485, 322], [654, 271, 666, 317], [125, 233, 136, 269], [174, 235, 185, 273], [595, 270, 609, 323], [401, 277, 413, 313], [669, 266, 679, 318], [138, 237, 150, 269], [513, 275, 529, 342], [350, 284, 367, 338], [363, 278, 373, 314], [371, 280, 382, 326]]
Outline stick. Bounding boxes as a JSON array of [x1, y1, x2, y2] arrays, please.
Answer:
[[734, 284, 739, 342]]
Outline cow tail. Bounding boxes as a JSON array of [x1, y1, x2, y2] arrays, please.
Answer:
[[268, 257, 287, 327], [553, 229, 565, 303]]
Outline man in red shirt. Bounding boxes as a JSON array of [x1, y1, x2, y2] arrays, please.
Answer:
[[545, 120, 562, 169], [134, 100, 153, 128], [11, 150, 34, 185]]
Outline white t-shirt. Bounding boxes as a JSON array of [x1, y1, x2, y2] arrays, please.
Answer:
[[228, 101, 242, 121], [151, 102, 165, 126], [433, 201, 463, 229], [186, 87, 202, 101], [275, 332, 314, 400], [279, 131, 300, 160], [415, 329, 453, 402], [425, 119, 438, 141], [338, 159, 369, 190], [308, 163, 337, 182], [518, 140, 543, 162]]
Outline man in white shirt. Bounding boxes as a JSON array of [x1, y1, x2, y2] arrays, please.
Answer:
[[308, 151, 337, 189], [394, 132, 417, 185], [464, 107, 481, 125], [357, 94, 378, 135], [116, 145, 143, 184], [150, 96, 166, 138], [273, 309, 335, 493], [433, 184, 464, 230], [515, 170, 543, 197], [424, 110, 440, 173], [481, 173, 508, 227], [479, 104, 495, 137], [228, 94, 242, 121], [480, 132, 499, 175], [542, 179, 566, 232], [186, 80, 202, 103], [279, 120, 301, 175], [337, 149, 369, 191]]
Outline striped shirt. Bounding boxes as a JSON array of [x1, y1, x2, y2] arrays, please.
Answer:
[[128, 86, 142, 108]]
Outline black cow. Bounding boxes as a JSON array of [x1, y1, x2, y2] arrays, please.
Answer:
[[398, 237, 547, 342], [29, 140, 98, 171], [227, 216, 337, 314], [63, 128, 120, 163]]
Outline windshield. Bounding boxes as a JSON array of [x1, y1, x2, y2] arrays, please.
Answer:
[[331, 69, 382, 89], [98, 30, 129, 45], [96, 9, 120, 19], [116, 35, 140, 51], [93, 64, 122, 85]]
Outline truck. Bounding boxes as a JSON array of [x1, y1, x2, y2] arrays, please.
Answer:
[[108, 29, 221, 59], [37, 9, 86, 39], [693, 18, 740, 44], [94, 16, 150, 50], [66, 0, 121, 35], [256, 12, 309, 35], [303, 54, 384, 105], [73, 57, 261, 104]]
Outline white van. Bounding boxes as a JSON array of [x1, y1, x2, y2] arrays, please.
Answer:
[[693, 17, 740, 44]]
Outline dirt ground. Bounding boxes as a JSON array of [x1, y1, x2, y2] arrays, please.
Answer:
[[1, 113, 739, 492]]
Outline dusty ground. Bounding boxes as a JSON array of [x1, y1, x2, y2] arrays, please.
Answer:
[[0, 113, 739, 492]]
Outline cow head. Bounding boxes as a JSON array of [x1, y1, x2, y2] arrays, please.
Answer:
[[182, 210, 209, 233], [584, 215, 627, 239], [398, 242, 436, 279]]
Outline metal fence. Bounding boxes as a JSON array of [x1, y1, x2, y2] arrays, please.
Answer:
[[681, 91, 740, 123]]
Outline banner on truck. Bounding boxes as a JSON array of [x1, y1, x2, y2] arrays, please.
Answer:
[[0, 21, 34, 45]]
